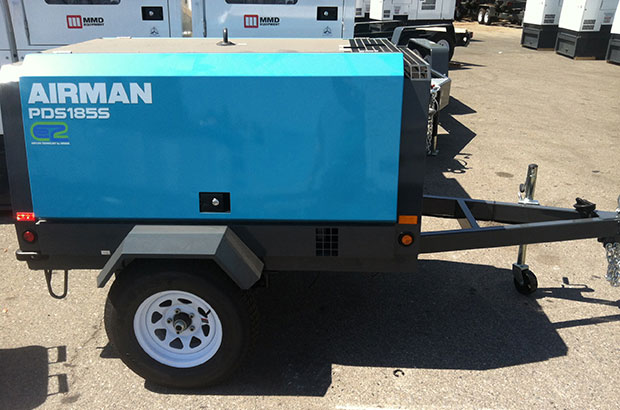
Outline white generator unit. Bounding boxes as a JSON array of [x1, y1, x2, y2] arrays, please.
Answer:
[[369, 0, 457, 22], [556, 0, 619, 58], [356, 0, 372, 18], [0, 4, 14, 66], [521, 0, 564, 49], [201, 0, 356, 39], [4, 0, 190, 60], [605, 0, 620, 62], [0, 0, 191, 134]]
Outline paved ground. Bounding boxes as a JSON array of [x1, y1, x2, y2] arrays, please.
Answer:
[[1, 22, 619, 409]]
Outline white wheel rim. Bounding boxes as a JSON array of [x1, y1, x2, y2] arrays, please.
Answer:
[[133, 290, 223, 368], [478, 10, 484, 21], [484, 13, 490, 23]]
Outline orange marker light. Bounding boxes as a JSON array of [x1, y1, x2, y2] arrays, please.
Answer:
[[399, 233, 414, 246], [398, 215, 418, 225], [16, 212, 35, 222]]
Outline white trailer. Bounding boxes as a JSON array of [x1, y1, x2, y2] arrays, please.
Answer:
[[605, 0, 620, 61], [521, 0, 564, 49], [556, 0, 619, 58]]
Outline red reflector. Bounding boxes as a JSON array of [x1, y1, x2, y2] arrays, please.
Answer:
[[22, 230, 36, 243], [16, 212, 35, 222]]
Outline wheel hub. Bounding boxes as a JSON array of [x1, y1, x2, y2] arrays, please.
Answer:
[[133, 290, 223, 368], [172, 311, 192, 333]]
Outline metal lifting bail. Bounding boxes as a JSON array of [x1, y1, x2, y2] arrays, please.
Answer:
[[513, 164, 539, 286]]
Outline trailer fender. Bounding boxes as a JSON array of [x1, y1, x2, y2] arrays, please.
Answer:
[[96, 226, 264, 290]]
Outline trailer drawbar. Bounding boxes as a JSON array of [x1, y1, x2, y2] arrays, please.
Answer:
[[0, 37, 618, 388]]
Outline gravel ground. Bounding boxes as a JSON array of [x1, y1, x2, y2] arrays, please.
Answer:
[[1, 22, 619, 410]]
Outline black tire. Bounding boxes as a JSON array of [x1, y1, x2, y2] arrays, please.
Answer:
[[477, 7, 486, 24], [483, 9, 492, 25], [429, 32, 456, 61], [104, 260, 258, 388], [513, 269, 538, 295]]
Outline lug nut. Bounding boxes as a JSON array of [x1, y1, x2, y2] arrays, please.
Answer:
[[174, 309, 180, 314], [167, 319, 172, 324], [190, 314, 194, 318], [190, 326, 195, 331]]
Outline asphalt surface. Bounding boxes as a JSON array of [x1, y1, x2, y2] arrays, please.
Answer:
[[1, 22, 619, 409]]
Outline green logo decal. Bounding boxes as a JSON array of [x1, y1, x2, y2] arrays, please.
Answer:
[[30, 122, 69, 142]]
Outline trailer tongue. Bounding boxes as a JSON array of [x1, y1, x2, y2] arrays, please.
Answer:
[[0, 37, 618, 388]]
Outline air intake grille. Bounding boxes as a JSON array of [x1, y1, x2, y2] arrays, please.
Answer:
[[316, 228, 339, 256], [346, 38, 430, 79]]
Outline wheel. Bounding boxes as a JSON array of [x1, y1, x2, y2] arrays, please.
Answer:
[[430, 32, 456, 61], [477, 8, 486, 24], [513, 269, 538, 295], [104, 261, 258, 388], [483, 9, 492, 25]]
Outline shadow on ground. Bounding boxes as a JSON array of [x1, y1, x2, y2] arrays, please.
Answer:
[[133, 259, 620, 397], [424, 97, 478, 198], [449, 60, 485, 70], [0, 345, 68, 410]]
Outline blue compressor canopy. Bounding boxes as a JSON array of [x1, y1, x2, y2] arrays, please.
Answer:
[[11, 38, 411, 222]]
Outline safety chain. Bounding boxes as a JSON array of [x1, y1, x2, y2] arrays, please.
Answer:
[[426, 89, 439, 155], [605, 242, 620, 287]]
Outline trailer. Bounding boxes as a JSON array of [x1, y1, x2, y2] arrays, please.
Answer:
[[605, 0, 620, 62], [521, 0, 564, 49], [457, 0, 526, 25], [556, 0, 619, 59], [353, 0, 473, 60], [0, 36, 618, 388]]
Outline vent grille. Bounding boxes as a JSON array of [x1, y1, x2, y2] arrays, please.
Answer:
[[582, 19, 596, 31], [421, 0, 437, 10], [316, 228, 339, 256], [346, 38, 430, 79]]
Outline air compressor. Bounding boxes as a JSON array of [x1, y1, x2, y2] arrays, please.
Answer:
[[0, 36, 618, 389]]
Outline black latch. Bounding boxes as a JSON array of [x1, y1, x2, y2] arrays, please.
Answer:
[[142, 6, 164, 21], [200, 192, 231, 213], [574, 197, 596, 218], [317, 7, 338, 21]]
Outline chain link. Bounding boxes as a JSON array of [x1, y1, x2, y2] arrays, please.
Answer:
[[426, 89, 439, 155], [604, 242, 620, 287]]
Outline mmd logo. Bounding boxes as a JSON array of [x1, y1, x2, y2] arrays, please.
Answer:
[[66, 15, 82, 29], [244, 15, 259, 28], [244, 14, 280, 28], [66, 15, 104, 29]]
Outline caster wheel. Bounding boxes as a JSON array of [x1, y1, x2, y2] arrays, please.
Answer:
[[514, 269, 538, 295]]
